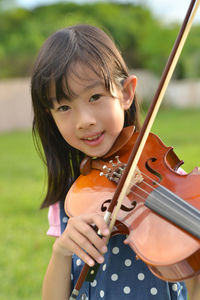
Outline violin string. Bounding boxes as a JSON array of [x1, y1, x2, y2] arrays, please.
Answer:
[[127, 177, 173, 211], [126, 170, 198, 218], [129, 170, 158, 194], [126, 170, 179, 208], [128, 170, 172, 203], [128, 189, 144, 201]]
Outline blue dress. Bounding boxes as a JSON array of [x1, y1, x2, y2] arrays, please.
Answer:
[[59, 200, 187, 300]]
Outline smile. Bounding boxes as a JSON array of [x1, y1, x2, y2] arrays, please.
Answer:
[[84, 133, 102, 141], [82, 132, 104, 146]]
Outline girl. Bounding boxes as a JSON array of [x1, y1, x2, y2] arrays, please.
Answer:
[[31, 24, 188, 300]]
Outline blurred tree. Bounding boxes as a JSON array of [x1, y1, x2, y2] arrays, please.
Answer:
[[0, 2, 199, 79], [182, 25, 200, 78]]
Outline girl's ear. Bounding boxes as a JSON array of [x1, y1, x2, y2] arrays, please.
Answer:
[[121, 75, 137, 110]]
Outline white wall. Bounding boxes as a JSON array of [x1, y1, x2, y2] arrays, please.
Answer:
[[0, 72, 199, 132], [134, 70, 200, 108]]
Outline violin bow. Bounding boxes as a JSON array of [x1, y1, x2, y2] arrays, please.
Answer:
[[107, 0, 200, 236], [69, 1, 200, 299]]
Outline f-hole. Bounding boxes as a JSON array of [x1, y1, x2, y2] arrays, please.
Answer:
[[145, 157, 162, 184], [101, 199, 137, 213]]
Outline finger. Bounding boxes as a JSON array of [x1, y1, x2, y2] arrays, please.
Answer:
[[70, 233, 104, 265], [68, 213, 109, 248], [81, 213, 110, 236], [71, 218, 108, 253], [68, 238, 96, 267], [123, 237, 129, 245], [56, 227, 104, 266], [68, 226, 106, 263]]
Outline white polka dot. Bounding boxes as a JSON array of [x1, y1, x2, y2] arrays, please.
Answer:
[[123, 286, 131, 294], [62, 216, 68, 223], [172, 283, 178, 291], [112, 247, 119, 254], [100, 290, 104, 298], [90, 280, 97, 287], [111, 274, 118, 281], [125, 259, 132, 267], [150, 287, 158, 295], [71, 273, 73, 280], [81, 296, 88, 300], [102, 264, 107, 271], [76, 259, 82, 266], [137, 273, 145, 280]]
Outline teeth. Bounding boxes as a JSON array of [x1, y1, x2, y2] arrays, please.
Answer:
[[86, 134, 101, 141]]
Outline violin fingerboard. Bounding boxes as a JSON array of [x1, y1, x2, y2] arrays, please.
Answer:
[[145, 185, 200, 239]]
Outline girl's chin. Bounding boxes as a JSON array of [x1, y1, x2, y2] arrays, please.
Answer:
[[84, 150, 107, 158], [81, 140, 117, 157], [82, 145, 111, 158]]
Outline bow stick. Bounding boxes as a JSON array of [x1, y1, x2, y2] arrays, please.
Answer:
[[107, 0, 200, 236]]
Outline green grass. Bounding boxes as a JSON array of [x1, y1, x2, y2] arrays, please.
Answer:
[[0, 131, 53, 300], [148, 107, 200, 172], [0, 108, 199, 299]]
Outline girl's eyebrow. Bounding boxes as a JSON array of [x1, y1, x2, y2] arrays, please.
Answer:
[[49, 97, 58, 102], [84, 80, 104, 90], [48, 97, 68, 109], [76, 80, 105, 95], [48, 97, 65, 107], [49, 80, 105, 104]]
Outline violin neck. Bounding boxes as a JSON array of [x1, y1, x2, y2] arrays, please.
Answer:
[[145, 185, 200, 239]]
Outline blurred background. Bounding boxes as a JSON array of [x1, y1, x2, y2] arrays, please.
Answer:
[[0, 0, 199, 299]]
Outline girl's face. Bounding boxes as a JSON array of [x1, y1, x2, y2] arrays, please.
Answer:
[[50, 65, 136, 158]]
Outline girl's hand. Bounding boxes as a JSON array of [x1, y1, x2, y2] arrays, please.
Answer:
[[53, 212, 109, 267]]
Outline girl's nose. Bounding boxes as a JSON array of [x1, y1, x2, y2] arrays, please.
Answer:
[[75, 108, 96, 130]]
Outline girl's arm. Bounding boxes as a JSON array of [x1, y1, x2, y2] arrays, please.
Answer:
[[42, 245, 72, 300]]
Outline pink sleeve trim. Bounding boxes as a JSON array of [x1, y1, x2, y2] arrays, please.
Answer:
[[47, 202, 61, 237], [177, 167, 187, 175]]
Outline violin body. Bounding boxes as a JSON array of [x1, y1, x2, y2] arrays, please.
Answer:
[[65, 131, 200, 282]]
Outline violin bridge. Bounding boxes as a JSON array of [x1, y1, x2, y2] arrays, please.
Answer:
[[126, 167, 143, 196]]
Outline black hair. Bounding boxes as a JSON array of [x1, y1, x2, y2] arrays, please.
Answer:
[[31, 24, 140, 208]]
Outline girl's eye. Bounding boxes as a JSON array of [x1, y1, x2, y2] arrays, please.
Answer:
[[89, 94, 102, 102], [57, 105, 70, 112]]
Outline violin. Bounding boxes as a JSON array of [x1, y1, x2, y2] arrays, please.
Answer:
[[65, 1, 200, 299], [65, 126, 200, 282]]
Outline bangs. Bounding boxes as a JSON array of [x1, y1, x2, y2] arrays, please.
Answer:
[[46, 53, 118, 109], [61, 61, 113, 100]]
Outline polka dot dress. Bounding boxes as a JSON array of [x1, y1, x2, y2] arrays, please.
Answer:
[[59, 201, 187, 300]]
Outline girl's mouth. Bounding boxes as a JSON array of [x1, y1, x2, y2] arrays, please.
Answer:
[[82, 132, 104, 146]]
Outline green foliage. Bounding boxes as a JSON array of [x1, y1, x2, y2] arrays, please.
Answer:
[[0, 2, 200, 79]]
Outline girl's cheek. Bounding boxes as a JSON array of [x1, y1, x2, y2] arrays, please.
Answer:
[[59, 122, 73, 142]]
